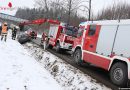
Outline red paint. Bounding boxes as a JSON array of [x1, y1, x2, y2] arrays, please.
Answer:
[[42, 32, 47, 41], [128, 58, 130, 61], [49, 38, 56, 46], [48, 25, 76, 50], [8, 2, 12, 8], [83, 52, 111, 70], [73, 26, 84, 48], [64, 36, 74, 44], [47, 19, 60, 24], [49, 25, 61, 46], [19, 18, 76, 50], [59, 33, 65, 42], [74, 24, 110, 70], [19, 19, 59, 26], [83, 25, 101, 52], [81, 25, 110, 70]]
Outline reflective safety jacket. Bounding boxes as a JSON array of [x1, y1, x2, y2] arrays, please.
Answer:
[[2, 24, 8, 33]]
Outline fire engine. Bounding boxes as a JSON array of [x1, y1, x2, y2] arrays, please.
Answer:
[[19, 19, 78, 52], [47, 22, 78, 52], [72, 19, 130, 87], [19, 18, 59, 40]]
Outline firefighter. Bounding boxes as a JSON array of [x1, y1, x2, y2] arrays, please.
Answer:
[[31, 31, 35, 39], [12, 26, 17, 40], [41, 32, 47, 50], [1, 22, 8, 41], [0, 24, 2, 35]]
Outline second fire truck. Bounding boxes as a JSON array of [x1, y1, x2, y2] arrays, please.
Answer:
[[19, 19, 78, 52], [47, 22, 78, 52]]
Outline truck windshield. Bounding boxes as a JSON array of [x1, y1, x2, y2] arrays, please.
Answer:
[[63, 26, 78, 37], [77, 27, 85, 37]]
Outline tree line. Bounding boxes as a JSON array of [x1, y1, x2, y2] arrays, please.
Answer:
[[15, 1, 130, 27], [96, 2, 130, 20], [15, 0, 89, 26]]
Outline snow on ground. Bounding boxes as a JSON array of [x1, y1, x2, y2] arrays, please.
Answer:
[[0, 34, 61, 90], [37, 34, 42, 38], [24, 43, 111, 90]]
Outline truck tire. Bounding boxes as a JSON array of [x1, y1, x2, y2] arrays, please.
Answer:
[[74, 49, 83, 66], [46, 41, 53, 49], [110, 62, 128, 87], [56, 43, 61, 53], [47, 44, 53, 49]]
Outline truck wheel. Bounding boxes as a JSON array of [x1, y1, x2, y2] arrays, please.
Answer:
[[46, 41, 53, 49], [56, 43, 61, 53], [74, 49, 83, 66], [110, 62, 128, 87], [46, 44, 53, 49]]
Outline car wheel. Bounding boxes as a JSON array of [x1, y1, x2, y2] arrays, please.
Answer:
[[46, 41, 53, 49]]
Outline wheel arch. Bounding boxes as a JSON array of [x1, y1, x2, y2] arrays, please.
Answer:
[[55, 39, 60, 46], [74, 46, 82, 52], [109, 59, 128, 70], [73, 45, 83, 60], [108, 57, 130, 79], [56, 40, 60, 44]]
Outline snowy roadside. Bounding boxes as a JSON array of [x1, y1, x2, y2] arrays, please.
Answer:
[[0, 34, 61, 90], [24, 42, 111, 90], [37, 34, 42, 38]]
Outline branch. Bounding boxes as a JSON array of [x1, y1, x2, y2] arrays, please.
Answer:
[[71, 5, 89, 12]]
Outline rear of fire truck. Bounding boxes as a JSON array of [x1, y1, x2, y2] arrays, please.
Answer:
[[47, 23, 78, 53]]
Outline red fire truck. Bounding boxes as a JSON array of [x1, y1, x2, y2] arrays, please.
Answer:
[[19, 19, 47, 39], [72, 20, 130, 87], [47, 22, 78, 52], [19, 19, 78, 52]]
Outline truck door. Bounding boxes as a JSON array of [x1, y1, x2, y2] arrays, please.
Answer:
[[83, 25, 101, 52], [48, 24, 59, 46], [83, 25, 112, 70], [75, 26, 84, 46]]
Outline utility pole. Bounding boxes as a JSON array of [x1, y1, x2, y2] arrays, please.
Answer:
[[88, 0, 91, 21], [67, 0, 72, 25]]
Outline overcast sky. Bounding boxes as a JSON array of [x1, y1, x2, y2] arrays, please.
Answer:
[[0, 0, 130, 16]]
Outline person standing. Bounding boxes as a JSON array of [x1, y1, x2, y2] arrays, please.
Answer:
[[41, 32, 47, 50], [0, 23, 2, 35], [1, 22, 8, 42], [12, 26, 17, 40]]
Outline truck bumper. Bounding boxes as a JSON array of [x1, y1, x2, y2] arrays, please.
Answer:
[[61, 43, 72, 50]]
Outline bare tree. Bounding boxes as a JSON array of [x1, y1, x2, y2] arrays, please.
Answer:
[[96, 2, 130, 20], [34, 0, 89, 24], [34, 0, 50, 17], [60, 0, 89, 24]]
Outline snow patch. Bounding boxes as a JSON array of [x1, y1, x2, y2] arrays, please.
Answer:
[[0, 35, 61, 90], [37, 34, 42, 38], [24, 43, 111, 90]]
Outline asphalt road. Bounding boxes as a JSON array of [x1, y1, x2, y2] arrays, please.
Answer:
[[31, 37, 123, 90]]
